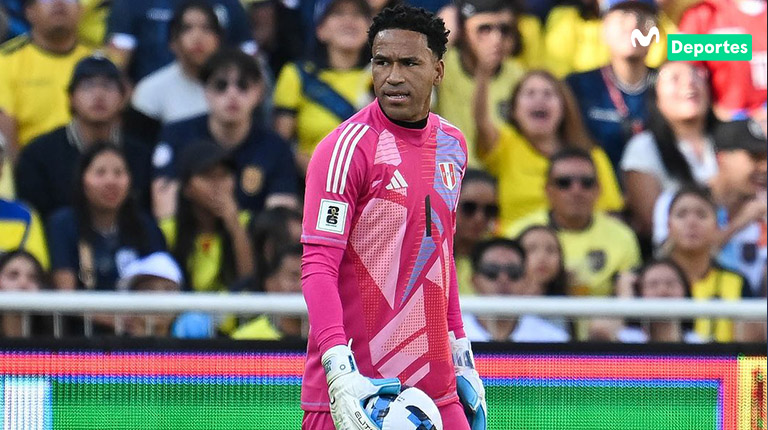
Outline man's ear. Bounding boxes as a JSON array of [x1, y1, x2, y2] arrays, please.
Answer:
[[433, 58, 445, 86]]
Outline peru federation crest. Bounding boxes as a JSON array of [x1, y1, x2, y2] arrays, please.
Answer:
[[439, 162, 457, 190]]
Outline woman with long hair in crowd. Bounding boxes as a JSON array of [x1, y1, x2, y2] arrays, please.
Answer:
[[0, 250, 46, 337], [516, 225, 568, 297], [621, 61, 719, 238], [48, 143, 165, 291], [664, 186, 753, 342], [273, 0, 373, 174], [474, 69, 624, 233]]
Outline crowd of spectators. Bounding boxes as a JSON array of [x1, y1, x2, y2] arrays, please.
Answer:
[[0, 0, 765, 343]]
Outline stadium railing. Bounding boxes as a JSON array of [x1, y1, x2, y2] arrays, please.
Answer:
[[0, 291, 765, 337]]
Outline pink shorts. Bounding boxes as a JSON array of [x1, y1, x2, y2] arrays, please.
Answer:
[[301, 399, 470, 430]]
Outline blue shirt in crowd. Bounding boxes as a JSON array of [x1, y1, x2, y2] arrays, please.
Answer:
[[153, 114, 298, 213], [566, 67, 653, 172], [107, 0, 254, 81], [47, 208, 166, 291]]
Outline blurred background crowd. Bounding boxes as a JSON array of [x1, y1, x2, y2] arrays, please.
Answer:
[[0, 0, 765, 343]]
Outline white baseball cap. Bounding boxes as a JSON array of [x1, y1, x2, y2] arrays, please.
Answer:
[[118, 252, 183, 291]]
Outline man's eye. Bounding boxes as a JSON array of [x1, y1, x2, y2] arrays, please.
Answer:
[[374, 60, 389, 66]]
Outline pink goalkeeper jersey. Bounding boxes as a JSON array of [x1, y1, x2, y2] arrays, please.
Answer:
[[300, 101, 468, 412]]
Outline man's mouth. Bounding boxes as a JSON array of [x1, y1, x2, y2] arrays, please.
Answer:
[[384, 91, 409, 101]]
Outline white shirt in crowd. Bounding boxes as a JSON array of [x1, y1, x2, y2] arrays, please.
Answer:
[[131, 62, 209, 124], [462, 313, 571, 343], [620, 130, 718, 192]]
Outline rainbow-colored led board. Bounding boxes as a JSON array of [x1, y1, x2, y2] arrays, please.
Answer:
[[1, 342, 765, 429]]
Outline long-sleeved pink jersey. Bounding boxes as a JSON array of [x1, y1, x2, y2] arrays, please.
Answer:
[[300, 100, 468, 412]]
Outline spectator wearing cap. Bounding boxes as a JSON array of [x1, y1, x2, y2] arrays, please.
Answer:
[[117, 252, 183, 337], [433, 0, 524, 169], [621, 61, 719, 242], [273, 0, 373, 174], [506, 149, 641, 300], [158, 139, 254, 297], [0, 139, 48, 268], [105, 0, 254, 83], [15, 56, 153, 220], [0, 0, 111, 48], [126, 2, 223, 143], [544, 0, 672, 78], [462, 238, 571, 342], [153, 48, 299, 216], [653, 119, 767, 297], [564, 0, 663, 174], [475, 70, 624, 231], [679, 0, 766, 120], [0, 0, 92, 153]]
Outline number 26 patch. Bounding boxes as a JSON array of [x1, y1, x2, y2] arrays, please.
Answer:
[[316, 199, 348, 235]]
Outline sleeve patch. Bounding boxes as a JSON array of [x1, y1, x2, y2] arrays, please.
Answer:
[[316, 199, 348, 235]]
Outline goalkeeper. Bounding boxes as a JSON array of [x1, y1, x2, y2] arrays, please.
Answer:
[[299, 5, 486, 430]]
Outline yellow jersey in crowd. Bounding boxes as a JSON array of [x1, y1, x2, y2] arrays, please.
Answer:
[[691, 265, 748, 343], [434, 47, 525, 169], [506, 209, 641, 298], [543, 6, 675, 78], [482, 125, 624, 231], [273, 62, 372, 157], [0, 199, 49, 269]]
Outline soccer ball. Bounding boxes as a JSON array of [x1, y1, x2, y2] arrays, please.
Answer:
[[364, 386, 443, 430]]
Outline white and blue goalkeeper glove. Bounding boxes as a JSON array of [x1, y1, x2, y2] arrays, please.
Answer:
[[322, 342, 401, 430], [451, 334, 487, 430]]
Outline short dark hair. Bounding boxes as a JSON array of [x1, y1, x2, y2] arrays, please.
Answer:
[[169, 1, 223, 42], [266, 243, 303, 280], [462, 168, 497, 190], [199, 48, 262, 84], [546, 148, 596, 181], [667, 184, 717, 216], [367, 4, 449, 59], [470, 238, 526, 273]]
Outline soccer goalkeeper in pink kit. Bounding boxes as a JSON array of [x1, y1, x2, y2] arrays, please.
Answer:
[[300, 5, 487, 430]]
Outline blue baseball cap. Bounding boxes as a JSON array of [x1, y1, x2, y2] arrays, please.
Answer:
[[68, 54, 125, 93], [603, 0, 657, 15]]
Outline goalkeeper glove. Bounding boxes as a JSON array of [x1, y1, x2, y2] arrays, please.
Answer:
[[322, 342, 401, 430], [451, 334, 487, 430]]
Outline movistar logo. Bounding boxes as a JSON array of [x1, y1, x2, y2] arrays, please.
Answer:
[[631, 26, 660, 47]]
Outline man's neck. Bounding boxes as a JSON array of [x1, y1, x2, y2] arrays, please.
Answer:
[[327, 46, 360, 70], [610, 57, 648, 88], [73, 118, 117, 147], [193, 205, 218, 231], [208, 116, 252, 148], [551, 211, 592, 231], [31, 29, 77, 55]]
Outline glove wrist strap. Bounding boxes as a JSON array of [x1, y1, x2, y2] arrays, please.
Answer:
[[322, 344, 357, 386]]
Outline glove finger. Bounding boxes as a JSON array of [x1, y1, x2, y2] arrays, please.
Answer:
[[456, 376, 480, 413], [369, 377, 401, 397]]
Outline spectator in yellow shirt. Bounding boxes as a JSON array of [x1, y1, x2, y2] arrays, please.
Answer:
[[0, 0, 92, 152], [544, 0, 672, 79], [0, 140, 48, 268], [475, 70, 624, 231], [434, 0, 525, 168], [505, 149, 641, 299], [273, 0, 373, 174]]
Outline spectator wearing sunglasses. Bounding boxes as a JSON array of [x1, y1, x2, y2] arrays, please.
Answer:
[[152, 48, 299, 219], [462, 238, 571, 342], [506, 149, 641, 303], [455, 168, 498, 295], [434, 0, 525, 169], [475, 70, 624, 233]]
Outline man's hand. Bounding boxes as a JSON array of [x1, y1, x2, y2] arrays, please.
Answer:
[[322, 343, 401, 430], [451, 334, 487, 430]]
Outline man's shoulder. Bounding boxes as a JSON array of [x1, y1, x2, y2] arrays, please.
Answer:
[[565, 68, 603, 90], [22, 126, 71, 157], [592, 212, 636, 238], [505, 210, 550, 238], [135, 63, 180, 90]]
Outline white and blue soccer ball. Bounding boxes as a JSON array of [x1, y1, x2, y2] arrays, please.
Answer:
[[364, 386, 443, 430]]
